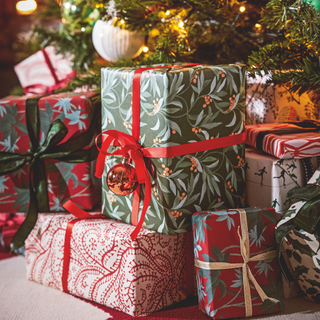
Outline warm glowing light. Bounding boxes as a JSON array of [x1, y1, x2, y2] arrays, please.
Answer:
[[71, 4, 76, 11], [239, 6, 245, 12], [166, 10, 170, 15], [178, 21, 184, 28], [16, 0, 37, 15], [255, 23, 261, 28], [64, 2, 71, 9], [120, 19, 125, 24], [61, 17, 67, 23], [81, 27, 85, 32], [142, 46, 149, 53]]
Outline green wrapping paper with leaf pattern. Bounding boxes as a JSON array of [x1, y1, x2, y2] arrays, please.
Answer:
[[101, 64, 246, 235]]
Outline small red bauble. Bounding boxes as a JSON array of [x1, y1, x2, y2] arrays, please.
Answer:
[[106, 160, 138, 196]]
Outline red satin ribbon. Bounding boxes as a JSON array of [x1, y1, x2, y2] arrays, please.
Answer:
[[23, 49, 77, 95], [95, 64, 245, 241], [62, 200, 106, 293]]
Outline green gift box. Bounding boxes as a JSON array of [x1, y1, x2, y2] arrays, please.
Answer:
[[99, 64, 246, 236]]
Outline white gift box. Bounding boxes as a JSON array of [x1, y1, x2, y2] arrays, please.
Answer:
[[245, 147, 319, 215]]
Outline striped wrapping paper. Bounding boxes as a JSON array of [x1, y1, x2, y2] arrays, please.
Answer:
[[246, 123, 320, 159]]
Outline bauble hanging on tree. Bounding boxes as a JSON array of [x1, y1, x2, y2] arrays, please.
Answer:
[[92, 19, 145, 62]]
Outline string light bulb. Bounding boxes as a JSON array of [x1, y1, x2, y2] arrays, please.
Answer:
[[178, 21, 184, 28], [16, 0, 37, 15], [239, 6, 245, 13], [255, 23, 262, 32], [166, 10, 170, 15], [142, 46, 149, 53]]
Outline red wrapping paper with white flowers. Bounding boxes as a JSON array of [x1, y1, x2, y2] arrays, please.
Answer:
[[0, 91, 101, 214], [192, 207, 284, 319], [25, 213, 194, 316], [246, 123, 320, 159]]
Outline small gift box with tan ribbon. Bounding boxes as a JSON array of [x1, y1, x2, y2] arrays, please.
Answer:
[[192, 207, 284, 319]]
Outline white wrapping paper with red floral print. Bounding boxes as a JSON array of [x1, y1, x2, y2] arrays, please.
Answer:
[[14, 46, 74, 95], [25, 213, 194, 316], [246, 123, 320, 159]]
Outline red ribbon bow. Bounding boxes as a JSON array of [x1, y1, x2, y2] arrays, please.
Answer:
[[95, 130, 152, 240]]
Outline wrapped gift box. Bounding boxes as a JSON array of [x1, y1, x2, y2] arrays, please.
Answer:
[[246, 72, 318, 125], [0, 92, 101, 249], [14, 46, 75, 95], [246, 123, 320, 159], [245, 147, 319, 215], [25, 213, 194, 316], [0, 213, 25, 252], [0, 91, 101, 214], [276, 168, 320, 303], [192, 207, 284, 319], [100, 64, 246, 236]]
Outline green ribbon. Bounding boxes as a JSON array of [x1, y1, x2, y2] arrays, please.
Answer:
[[275, 184, 320, 280], [0, 96, 100, 251]]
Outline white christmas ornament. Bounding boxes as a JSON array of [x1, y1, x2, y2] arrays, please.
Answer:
[[92, 20, 145, 62]]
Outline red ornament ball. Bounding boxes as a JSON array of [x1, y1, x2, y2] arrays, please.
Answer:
[[107, 163, 138, 196]]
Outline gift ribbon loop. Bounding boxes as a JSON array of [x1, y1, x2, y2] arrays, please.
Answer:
[[195, 209, 278, 318], [0, 97, 100, 250]]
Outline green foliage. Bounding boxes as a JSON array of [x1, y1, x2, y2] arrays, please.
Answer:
[[109, 0, 271, 65], [15, 0, 275, 92], [247, 0, 320, 95]]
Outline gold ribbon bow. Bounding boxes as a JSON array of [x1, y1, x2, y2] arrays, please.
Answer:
[[195, 209, 279, 317]]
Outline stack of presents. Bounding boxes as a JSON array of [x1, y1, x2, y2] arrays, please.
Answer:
[[2, 47, 320, 318]]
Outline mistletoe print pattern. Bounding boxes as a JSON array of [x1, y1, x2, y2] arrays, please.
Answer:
[[101, 64, 246, 235]]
